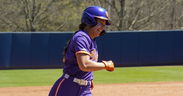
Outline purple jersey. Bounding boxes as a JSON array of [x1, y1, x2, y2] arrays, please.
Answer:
[[63, 30, 98, 81]]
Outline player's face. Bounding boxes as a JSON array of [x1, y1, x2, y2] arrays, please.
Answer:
[[91, 19, 106, 38]]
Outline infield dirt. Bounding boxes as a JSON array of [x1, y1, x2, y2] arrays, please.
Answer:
[[0, 82, 183, 96]]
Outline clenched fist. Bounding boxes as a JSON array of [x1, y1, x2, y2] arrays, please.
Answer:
[[102, 60, 114, 72]]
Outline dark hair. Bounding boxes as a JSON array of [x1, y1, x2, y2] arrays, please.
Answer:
[[79, 23, 87, 30]]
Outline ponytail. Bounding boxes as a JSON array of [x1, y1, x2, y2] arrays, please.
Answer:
[[79, 23, 87, 30]]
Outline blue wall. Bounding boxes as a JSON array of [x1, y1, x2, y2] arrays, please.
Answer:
[[0, 32, 72, 69], [0, 30, 183, 69], [97, 30, 183, 67]]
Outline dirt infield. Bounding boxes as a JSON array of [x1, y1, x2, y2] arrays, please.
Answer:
[[0, 82, 183, 96]]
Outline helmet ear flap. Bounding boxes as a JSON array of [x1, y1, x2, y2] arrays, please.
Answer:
[[82, 12, 97, 26]]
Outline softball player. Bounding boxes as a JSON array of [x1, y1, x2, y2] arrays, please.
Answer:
[[49, 6, 114, 96]]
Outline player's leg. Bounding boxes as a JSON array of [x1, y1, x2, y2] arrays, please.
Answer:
[[48, 76, 65, 96], [49, 75, 81, 96]]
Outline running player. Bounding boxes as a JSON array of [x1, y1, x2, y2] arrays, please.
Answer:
[[49, 6, 114, 96]]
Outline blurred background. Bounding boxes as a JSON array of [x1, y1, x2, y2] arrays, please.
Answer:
[[0, 0, 182, 32]]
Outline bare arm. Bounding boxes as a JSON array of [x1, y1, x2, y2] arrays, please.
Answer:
[[76, 53, 106, 72]]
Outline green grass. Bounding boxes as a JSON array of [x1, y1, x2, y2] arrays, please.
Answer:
[[0, 69, 62, 87], [0, 66, 183, 87], [94, 66, 183, 83]]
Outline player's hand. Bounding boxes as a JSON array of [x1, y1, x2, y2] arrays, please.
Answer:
[[102, 60, 114, 72]]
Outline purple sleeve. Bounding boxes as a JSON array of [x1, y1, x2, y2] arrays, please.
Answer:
[[74, 36, 90, 55]]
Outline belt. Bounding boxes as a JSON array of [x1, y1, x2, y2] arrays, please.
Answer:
[[64, 74, 90, 86]]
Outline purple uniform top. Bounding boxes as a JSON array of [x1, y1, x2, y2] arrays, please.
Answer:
[[63, 30, 98, 81]]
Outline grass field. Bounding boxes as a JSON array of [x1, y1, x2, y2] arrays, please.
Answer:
[[0, 66, 183, 88]]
